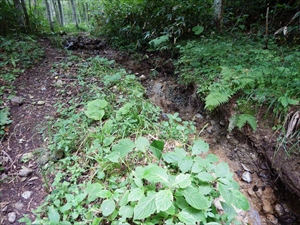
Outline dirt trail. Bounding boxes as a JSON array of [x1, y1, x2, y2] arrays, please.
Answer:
[[0, 39, 65, 224]]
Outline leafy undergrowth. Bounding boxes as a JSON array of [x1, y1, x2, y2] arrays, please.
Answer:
[[176, 36, 300, 134], [0, 35, 44, 137], [20, 54, 249, 224]]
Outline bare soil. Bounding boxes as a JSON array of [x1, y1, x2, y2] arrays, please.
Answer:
[[1, 37, 300, 224]]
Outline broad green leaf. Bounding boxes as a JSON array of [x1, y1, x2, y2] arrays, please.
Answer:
[[155, 189, 173, 212], [116, 103, 133, 121], [100, 199, 116, 216], [221, 201, 237, 221], [206, 223, 222, 225], [178, 157, 193, 173], [105, 151, 120, 163], [206, 154, 219, 163], [102, 119, 114, 134], [178, 211, 199, 224], [112, 138, 135, 158], [192, 139, 209, 155], [162, 151, 179, 164], [48, 206, 60, 223], [143, 164, 169, 186], [135, 136, 150, 152], [218, 183, 232, 204], [128, 188, 144, 201], [60, 202, 72, 212], [173, 174, 191, 188], [103, 136, 115, 147], [86, 183, 103, 202], [60, 222, 71, 225], [119, 190, 130, 206], [149, 140, 164, 160], [119, 205, 134, 221], [197, 172, 215, 182], [192, 25, 204, 35], [181, 186, 209, 210], [231, 189, 250, 210], [92, 218, 102, 225], [85, 99, 108, 120], [199, 185, 212, 195], [133, 191, 156, 220], [214, 162, 230, 178]]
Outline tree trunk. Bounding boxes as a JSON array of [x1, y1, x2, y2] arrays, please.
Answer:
[[57, 0, 64, 26], [13, 0, 26, 29], [214, 0, 223, 32], [20, 0, 31, 32], [70, 0, 79, 28], [45, 0, 54, 32]]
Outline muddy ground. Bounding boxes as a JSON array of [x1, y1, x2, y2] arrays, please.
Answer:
[[0, 37, 300, 224]]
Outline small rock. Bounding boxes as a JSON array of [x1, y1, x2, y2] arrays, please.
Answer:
[[8, 212, 16, 223], [262, 199, 273, 214], [22, 191, 33, 199], [266, 214, 278, 224], [241, 163, 252, 172], [274, 203, 285, 217], [18, 167, 33, 177], [247, 187, 255, 196], [140, 75, 147, 81], [242, 171, 252, 183], [37, 101, 45, 105], [20, 152, 34, 163], [14, 201, 24, 210], [41, 86, 47, 91], [194, 113, 203, 120], [11, 96, 23, 106]]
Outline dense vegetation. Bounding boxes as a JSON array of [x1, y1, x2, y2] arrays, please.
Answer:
[[1, 0, 299, 224]]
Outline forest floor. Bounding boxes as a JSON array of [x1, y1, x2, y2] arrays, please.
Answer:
[[0, 38, 300, 225]]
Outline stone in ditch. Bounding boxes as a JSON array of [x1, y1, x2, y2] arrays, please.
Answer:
[[18, 167, 33, 177], [140, 75, 147, 81], [22, 191, 33, 199], [8, 212, 16, 223], [11, 96, 23, 106], [37, 101, 45, 105], [242, 171, 252, 183]]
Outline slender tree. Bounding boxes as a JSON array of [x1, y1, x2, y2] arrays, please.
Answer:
[[57, 0, 64, 26], [45, 0, 54, 32], [214, 0, 223, 31], [70, 0, 79, 28]]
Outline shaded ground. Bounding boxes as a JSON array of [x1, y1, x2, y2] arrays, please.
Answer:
[[0, 37, 300, 224], [0, 39, 66, 224]]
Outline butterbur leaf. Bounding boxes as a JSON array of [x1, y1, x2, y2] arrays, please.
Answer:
[[143, 164, 169, 186], [85, 99, 108, 120], [48, 206, 60, 223], [155, 189, 173, 212], [150, 140, 164, 160], [192, 26, 204, 35], [100, 199, 116, 216], [192, 139, 209, 155], [86, 183, 103, 202], [181, 186, 209, 210], [135, 136, 150, 152], [133, 191, 156, 220], [112, 138, 135, 158]]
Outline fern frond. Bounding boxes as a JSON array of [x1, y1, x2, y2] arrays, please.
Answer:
[[229, 114, 257, 131], [205, 91, 231, 110]]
